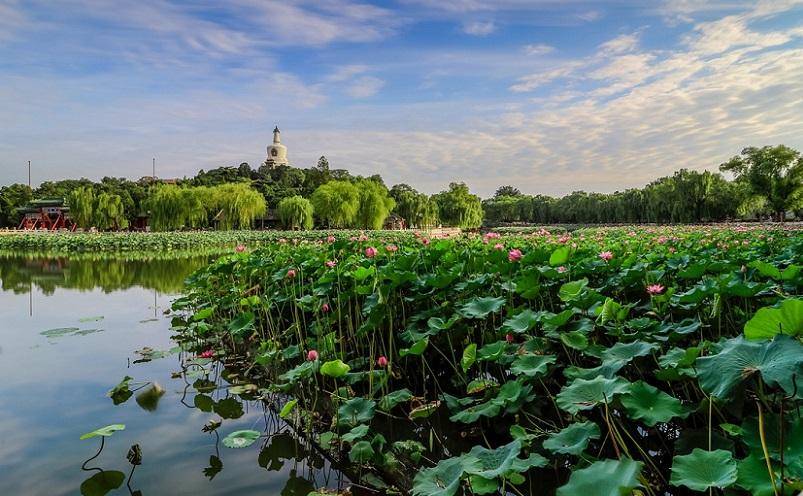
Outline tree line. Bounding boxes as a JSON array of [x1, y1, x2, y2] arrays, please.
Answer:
[[1, 144, 800, 230]]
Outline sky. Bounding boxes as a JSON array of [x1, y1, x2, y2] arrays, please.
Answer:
[[1, 0, 802, 197]]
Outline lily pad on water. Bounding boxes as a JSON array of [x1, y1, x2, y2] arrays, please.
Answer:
[[620, 381, 690, 426], [670, 448, 737, 491], [40, 327, 81, 338], [107, 376, 133, 405], [222, 429, 261, 448], [697, 335, 803, 399], [79, 315, 104, 323], [543, 421, 600, 455], [556, 458, 643, 496], [80, 424, 125, 440]]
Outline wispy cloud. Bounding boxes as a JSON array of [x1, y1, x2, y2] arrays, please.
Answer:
[[346, 76, 385, 98], [522, 43, 555, 56], [462, 20, 496, 36]]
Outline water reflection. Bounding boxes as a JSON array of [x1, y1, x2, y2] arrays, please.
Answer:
[[0, 255, 352, 495]]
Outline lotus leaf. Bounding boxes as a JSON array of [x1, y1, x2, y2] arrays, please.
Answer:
[[556, 458, 643, 496], [670, 448, 737, 491]]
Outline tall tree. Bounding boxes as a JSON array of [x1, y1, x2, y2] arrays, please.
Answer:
[[277, 196, 314, 230], [310, 180, 360, 228], [494, 185, 522, 198], [67, 186, 95, 228], [720, 145, 803, 221], [0, 184, 33, 227], [390, 184, 438, 228], [355, 179, 395, 229], [433, 182, 483, 229]]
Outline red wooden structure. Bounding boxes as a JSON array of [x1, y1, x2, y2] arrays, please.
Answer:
[[17, 198, 77, 231]]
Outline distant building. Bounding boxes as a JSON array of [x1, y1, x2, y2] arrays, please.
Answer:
[[17, 198, 76, 231], [264, 126, 289, 168]]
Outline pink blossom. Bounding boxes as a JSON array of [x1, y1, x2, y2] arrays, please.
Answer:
[[558, 235, 570, 244], [321, 303, 330, 313], [646, 284, 665, 296], [421, 237, 430, 246], [199, 349, 214, 359], [359, 234, 369, 241], [557, 266, 567, 273], [494, 243, 505, 251], [377, 356, 388, 368], [235, 244, 246, 253], [365, 246, 378, 258], [598, 251, 613, 262], [505, 333, 514, 344], [508, 248, 523, 262], [385, 244, 398, 253], [325, 260, 337, 268], [286, 268, 297, 278], [326, 235, 336, 243], [307, 349, 319, 361]]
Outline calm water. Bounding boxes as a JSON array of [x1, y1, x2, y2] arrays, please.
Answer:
[[0, 255, 347, 495]]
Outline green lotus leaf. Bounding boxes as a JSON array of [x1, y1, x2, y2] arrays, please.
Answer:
[[501, 309, 539, 334], [348, 440, 375, 463], [595, 297, 629, 324], [468, 475, 497, 495], [549, 246, 570, 266], [559, 331, 588, 350], [464, 440, 521, 479], [449, 399, 502, 424], [227, 311, 255, 336], [412, 456, 468, 496], [279, 399, 297, 419], [379, 388, 413, 411], [342, 424, 370, 443], [741, 414, 803, 462], [556, 376, 631, 414], [279, 360, 317, 384], [556, 458, 643, 496], [510, 354, 556, 377], [563, 361, 625, 381], [670, 448, 737, 491], [543, 421, 600, 455], [736, 453, 782, 496], [460, 296, 506, 319], [107, 376, 133, 405], [409, 400, 441, 420], [600, 340, 657, 366], [461, 343, 477, 372], [320, 359, 351, 378], [222, 429, 261, 448], [80, 424, 126, 440], [428, 314, 461, 332], [192, 307, 215, 321], [400, 337, 429, 357], [337, 397, 376, 428], [558, 278, 588, 302], [620, 381, 690, 427], [744, 299, 803, 340], [477, 341, 508, 361], [697, 335, 803, 399]]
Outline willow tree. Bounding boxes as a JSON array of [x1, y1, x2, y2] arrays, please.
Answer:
[[67, 186, 95, 228], [94, 192, 129, 230], [277, 195, 314, 230], [433, 182, 483, 229], [208, 183, 266, 230], [311, 180, 360, 228], [355, 179, 395, 229], [145, 185, 205, 231]]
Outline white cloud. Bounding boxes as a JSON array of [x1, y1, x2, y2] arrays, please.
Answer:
[[326, 64, 369, 82], [523, 43, 555, 56], [346, 76, 385, 98], [598, 32, 640, 55], [462, 20, 496, 36]]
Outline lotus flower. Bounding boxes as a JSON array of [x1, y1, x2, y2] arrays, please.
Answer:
[[307, 349, 319, 361], [365, 246, 378, 258], [557, 266, 567, 273], [598, 251, 613, 261], [287, 269, 297, 278], [494, 243, 504, 251], [377, 355, 388, 368], [646, 284, 665, 295], [235, 244, 246, 253], [326, 235, 336, 243], [199, 349, 214, 359], [508, 248, 523, 262], [321, 303, 330, 313], [505, 333, 514, 343], [385, 244, 398, 253], [325, 260, 337, 268]]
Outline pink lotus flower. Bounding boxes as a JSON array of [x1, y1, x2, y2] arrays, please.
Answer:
[[598, 251, 613, 262], [505, 333, 514, 344], [508, 248, 523, 262], [286, 269, 297, 278], [321, 303, 330, 313], [235, 244, 246, 253], [326, 235, 336, 243], [325, 260, 337, 268], [377, 355, 388, 368], [365, 246, 378, 258], [646, 284, 665, 296], [385, 244, 398, 253], [557, 266, 567, 273], [421, 237, 430, 246], [494, 243, 505, 251], [559, 235, 570, 244], [199, 349, 214, 359], [359, 234, 369, 241], [307, 349, 319, 361]]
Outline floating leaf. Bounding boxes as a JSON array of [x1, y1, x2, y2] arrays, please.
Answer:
[[556, 458, 643, 496], [670, 448, 737, 491], [556, 376, 630, 414], [107, 376, 133, 405], [79, 316, 104, 323], [543, 421, 600, 456], [412, 456, 466, 496], [80, 471, 125, 496], [222, 429, 261, 448]]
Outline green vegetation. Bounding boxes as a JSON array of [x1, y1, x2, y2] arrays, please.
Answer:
[[277, 196, 314, 230], [174, 225, 803, 494], [143, 183, 266, 231]]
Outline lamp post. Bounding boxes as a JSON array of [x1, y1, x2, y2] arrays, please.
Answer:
[[28, 160, 31, 188]]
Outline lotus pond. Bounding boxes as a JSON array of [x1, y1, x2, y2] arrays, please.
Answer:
[[174, 225, 803, 496], [2, 226, 802, 496], [0, 253, 354, 495]]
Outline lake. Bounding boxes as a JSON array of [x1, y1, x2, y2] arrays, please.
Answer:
[[0, 254, 348, 495]]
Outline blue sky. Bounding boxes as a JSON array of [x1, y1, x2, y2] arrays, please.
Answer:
[[1, 0, 802, 196]]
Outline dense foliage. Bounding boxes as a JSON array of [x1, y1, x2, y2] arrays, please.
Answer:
[[277, 196, 314, 230], [175, 226, 803, 495]]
